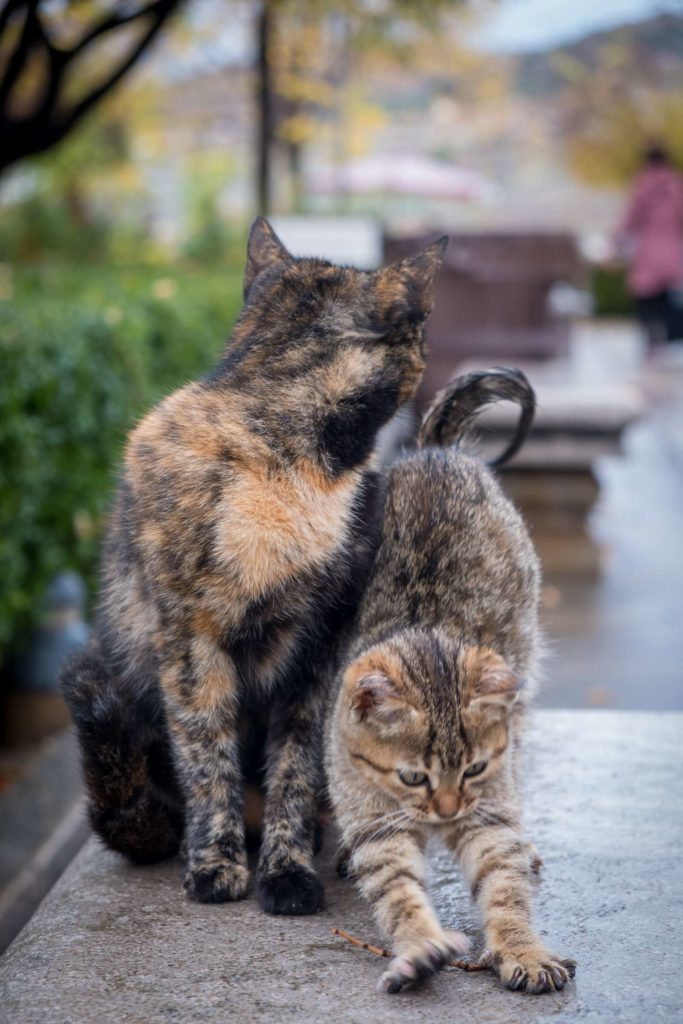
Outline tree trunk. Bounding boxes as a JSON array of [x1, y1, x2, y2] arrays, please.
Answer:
[[256, 1, 273, 217], [288, 140, 304, 214]]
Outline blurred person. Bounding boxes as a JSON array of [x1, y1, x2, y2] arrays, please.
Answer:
[[616, 144, 683, 346]]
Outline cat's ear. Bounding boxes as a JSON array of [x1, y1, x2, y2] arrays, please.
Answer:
[[463, 647, 525, 714], [349, 672, 413, 728], [377, 236, 448, 325], [244, 217, 293, 299]]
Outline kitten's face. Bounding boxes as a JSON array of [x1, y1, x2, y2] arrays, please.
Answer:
[[228, 220, 447, 462], [339, 640, 523, 825]]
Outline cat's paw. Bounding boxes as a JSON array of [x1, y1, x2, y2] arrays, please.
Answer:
[[484, 947, 576, 994], [379, 929, 470, 995], [256, 864, 325, 915], [184, 861, 249, 903]]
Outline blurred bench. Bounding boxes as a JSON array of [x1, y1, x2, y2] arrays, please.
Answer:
[[384, 231, 587, 408], [458, 358, 644, 578]]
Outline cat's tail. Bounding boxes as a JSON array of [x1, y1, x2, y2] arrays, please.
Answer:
[[416, 366, 536, 467], [61, 644, 184, 864]]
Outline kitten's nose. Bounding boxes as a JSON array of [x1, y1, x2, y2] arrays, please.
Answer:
[[432, 791, 460, 819]]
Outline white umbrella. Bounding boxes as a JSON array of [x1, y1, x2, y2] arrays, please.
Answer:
[[309, 154, 497, 202]]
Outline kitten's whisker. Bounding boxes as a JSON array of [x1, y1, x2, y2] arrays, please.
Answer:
[[347, 810, 413, 857], [345, 813, 407, 853], [348, 806, 411, 847]]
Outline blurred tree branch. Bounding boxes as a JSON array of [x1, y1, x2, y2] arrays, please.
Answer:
[[0, 0, 183, 174], [255, 0, 471, 215]]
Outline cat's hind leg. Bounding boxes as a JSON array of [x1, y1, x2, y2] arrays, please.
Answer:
[[61, 644, 183, 864]]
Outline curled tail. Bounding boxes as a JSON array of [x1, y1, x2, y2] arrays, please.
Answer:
[[417, 366, 535, 467], [61, 645, 183, 864]]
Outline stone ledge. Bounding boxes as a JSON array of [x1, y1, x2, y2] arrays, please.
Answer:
[[0, 729, 88, 953], [1, 710, 681, 1024]]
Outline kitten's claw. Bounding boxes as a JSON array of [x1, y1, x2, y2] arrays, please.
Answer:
[[526, 842, 544, 875], [490, 947, 576, 995], [379, 929, 470, 994], [184, 861, 249, 903], [256, 864, 325, 915]]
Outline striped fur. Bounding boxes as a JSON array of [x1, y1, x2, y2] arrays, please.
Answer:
[[62, 219, 447, 914], [326, 368, 576, 992]]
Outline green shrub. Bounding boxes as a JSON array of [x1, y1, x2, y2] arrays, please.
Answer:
[[0, 263, 243, 664], [591, 265, 633, 318]]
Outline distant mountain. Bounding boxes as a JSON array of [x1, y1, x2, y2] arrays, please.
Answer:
[[516, 13, 683, 95]]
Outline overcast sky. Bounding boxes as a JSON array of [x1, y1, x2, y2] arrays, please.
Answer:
[[477, 0, 683, 52], [165, 0, 683, 80]]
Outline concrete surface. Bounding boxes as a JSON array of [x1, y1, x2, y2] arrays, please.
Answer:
[[1, 710, 682, 1024], [0, 730, 88, 952]]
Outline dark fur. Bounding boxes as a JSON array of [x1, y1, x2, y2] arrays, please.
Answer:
[[418, 365, 535, 466], [61, 219, 446, 914]]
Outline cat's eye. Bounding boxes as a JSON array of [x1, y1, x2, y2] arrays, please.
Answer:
[[398, 769, 428, 787], [463, 761, 488, 778]]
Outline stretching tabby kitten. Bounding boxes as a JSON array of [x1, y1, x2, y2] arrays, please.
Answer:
[[327, 368, 576, 991], [62, 219, 446, 914]]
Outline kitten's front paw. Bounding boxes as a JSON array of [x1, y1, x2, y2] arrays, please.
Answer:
[[379, 929, 470, 995], [184, 861, 249, 903], [256, 864, 325, 915], [485, 947, 576, 994]]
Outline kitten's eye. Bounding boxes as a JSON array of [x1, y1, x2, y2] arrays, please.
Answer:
[[463, 761, 488, 778], [398, 769, 428, 787]]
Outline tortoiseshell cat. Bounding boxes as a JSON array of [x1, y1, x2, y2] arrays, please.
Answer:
[[62, 219, 446, 914], [327, 368, 576, 991]]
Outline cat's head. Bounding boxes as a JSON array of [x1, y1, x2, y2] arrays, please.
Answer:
[[337, 631, 524, 824], [221, 219, 447, 471]]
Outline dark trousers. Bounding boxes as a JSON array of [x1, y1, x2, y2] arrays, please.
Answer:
[[635, 290, 683, 345]]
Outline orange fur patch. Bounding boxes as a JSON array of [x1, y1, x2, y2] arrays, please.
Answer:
[[214, 461, 359, 599]]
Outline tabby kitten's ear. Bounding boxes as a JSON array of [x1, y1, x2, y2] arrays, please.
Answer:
[[462, 647, 525, 715], [244, 217, 293, 299], [347, 668, 416, 730], [377, 236, 448, 326]]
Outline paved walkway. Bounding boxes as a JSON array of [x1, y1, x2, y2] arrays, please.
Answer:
[[533, 326, 683, 709], [2, 710, 681, 1024]]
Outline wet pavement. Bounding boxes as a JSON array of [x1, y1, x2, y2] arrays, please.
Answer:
[[531, 324, 683, 710]]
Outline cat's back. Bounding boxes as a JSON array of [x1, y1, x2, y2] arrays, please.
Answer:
[[105, 381, 252, 577], [386, 446, 534, 565], [357, 448, 540, 661]]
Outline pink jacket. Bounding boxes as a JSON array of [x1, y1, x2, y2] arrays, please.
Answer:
[[619, 165, 683, 298]]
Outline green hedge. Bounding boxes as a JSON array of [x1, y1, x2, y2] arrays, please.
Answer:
[[0, 263, 243, 663], [591, 265, 633, 318]]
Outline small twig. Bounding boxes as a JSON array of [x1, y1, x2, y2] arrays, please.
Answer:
[[332, 927, 391, 958], [447, 959, 489, 973], [331, 927, 489, 973]]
